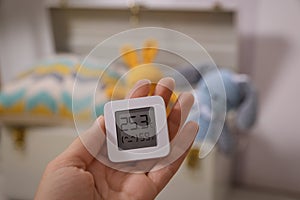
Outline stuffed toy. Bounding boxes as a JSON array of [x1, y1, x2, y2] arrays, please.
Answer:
[[189, 67, 258, 155], [105, 40, 164, 100]]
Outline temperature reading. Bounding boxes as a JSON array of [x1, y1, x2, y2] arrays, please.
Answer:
[[115, 107, 157, 150]]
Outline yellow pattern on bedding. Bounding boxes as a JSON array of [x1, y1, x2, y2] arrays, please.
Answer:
[[0, 55, 117, 124]]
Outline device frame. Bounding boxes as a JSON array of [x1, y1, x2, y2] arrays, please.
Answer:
[[104, 96, 170, 162]]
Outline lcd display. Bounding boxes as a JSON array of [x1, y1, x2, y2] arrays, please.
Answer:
[[115, 107, 157, 150]]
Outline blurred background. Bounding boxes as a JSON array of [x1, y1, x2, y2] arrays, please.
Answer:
[[0, 0, 299, 199]]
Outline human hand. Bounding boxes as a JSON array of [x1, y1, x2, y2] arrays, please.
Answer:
[[35, 77, 199, 200]]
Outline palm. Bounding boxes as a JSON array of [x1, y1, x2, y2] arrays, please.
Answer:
[[35, 78, 198, 200], [91, 162, 158, 200]]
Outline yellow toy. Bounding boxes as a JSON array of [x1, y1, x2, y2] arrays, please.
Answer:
[[106, 39, 177, 113], [122, 40, 162, 88], [107, 40, 163, 99]]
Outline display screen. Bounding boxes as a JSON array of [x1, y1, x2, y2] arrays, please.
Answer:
[[115, 107, 157, 150]]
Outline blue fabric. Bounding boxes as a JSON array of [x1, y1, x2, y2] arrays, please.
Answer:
[[61, 91, 93, 113], [26, 91, 58, 112], [0, 88, 26, 107]]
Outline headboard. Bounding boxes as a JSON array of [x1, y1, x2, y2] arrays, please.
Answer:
[[48, 3, 238, 70]]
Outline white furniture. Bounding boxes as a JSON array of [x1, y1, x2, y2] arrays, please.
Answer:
[[157, 147, 232, 200], [1, 125, 231, 200]]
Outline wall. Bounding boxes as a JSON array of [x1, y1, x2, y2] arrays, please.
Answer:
[[237, 0, 300, 194], [0, 0, 54, 83]]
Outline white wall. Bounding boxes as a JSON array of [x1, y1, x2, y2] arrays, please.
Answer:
[[237, 0, 300, 194], [0, 0, 54, 83]]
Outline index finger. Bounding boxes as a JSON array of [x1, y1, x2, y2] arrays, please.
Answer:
[[153, 77, 175, 106], [126, 79, 151, 98]]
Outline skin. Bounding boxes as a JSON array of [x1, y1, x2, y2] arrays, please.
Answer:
[[35, 77, 199, 200]]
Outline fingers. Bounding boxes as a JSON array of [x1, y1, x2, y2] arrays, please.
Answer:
[[168, 92, 194, 140], [126, 78, 175, 106], [48, 116, 106, 171], [147, 121, 199, 193], [136, 91, 194, 172], [153, 77, 175, 106], [126, 79, 151, 98]]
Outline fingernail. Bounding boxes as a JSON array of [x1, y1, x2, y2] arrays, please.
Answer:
[[158, 77, 175, 90], [136, 79, 151, 85], [161, 77, 175, 84], [179, 92, 194, 103]]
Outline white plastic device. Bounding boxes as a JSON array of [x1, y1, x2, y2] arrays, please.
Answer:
[[104, 96, 170, 162]]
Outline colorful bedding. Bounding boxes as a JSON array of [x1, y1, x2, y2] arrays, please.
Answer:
[[0, 55, 119, 125]]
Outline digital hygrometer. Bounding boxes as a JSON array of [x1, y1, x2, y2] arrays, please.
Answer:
[[104, 96, 170, 162]]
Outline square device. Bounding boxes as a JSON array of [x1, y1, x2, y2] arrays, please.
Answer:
[[104, 96, 170, 162]]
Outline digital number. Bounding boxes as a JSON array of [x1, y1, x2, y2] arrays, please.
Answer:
[[145, 132, 151, 141], [120, 116, 138, 131], [139, 132, 145, 141], [121, 132, 154, 144], [140, 114, 149, 128], [129, 116, 137, 130], [120, 114, 149, 131], [122, 135, 137, 143], [120, 117, 128, 131]]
